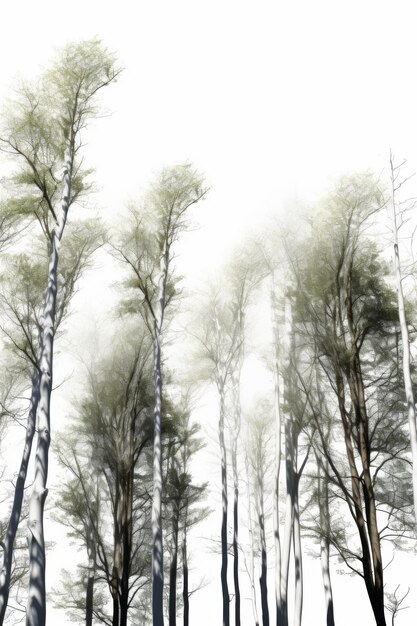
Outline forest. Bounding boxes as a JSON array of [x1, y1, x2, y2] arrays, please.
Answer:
[[0, 34, 416, 626]]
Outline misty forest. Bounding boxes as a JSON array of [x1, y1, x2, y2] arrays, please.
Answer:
[[0, 38, 417, 626]]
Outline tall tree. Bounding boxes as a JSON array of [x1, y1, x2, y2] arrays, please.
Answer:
[[388, 152, 417, 527], [0, 220, 104, 625], [292, 174, 411, 626], [114, 164, 207, 626], [246, 402, 273, 626], [54, 325, 154, 626], [0, 39, 119, 626]]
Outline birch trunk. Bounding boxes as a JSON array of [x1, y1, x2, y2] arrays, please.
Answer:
[[292, 473, 302, 626], [245, 454, 259, 626], [218, 381, 230, 626], [231, 372, 241, 626], [152, 330, 164, 626], [390, 158, 417, 525], [0, 363, 41, 624], [317, 459, 335, 626], [271, 281, 282, 626], [152, 239, 168, 626], [278, 419, 295, 626], [26, 143, 72, 626]]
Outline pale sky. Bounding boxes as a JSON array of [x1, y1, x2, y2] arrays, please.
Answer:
[[1, 1, 417, 625]]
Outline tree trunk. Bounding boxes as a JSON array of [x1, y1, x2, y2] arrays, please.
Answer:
[[120, 467, 133, 626], [218, 381, 230, 626], [292, 474, 302, 626], [152, 329, 164, 626], [390, 156, 417, 526], [85, 529, 96, 626], [317, 458, 335, 626], [169, 506, 179, 626], [231, 371, 241, 626], [245, 454, 259, 626], [272, 292, 282, 626], [151, 235, 169, 626], [258, 498, 269, 626], [0, 365, 40, 624], [278, 419, 295, 626], [182, 532, 189, 626], [26, 141, 73, 626]]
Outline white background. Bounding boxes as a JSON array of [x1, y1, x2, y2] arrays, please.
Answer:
[[1, 1, 417, 624]]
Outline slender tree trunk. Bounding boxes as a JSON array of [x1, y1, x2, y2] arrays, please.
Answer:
[[151, 235, 169, 626], [232, 478, 240, 626], [278, 419, 294, 626], [0, 364, 40, 624], [271, 287, 282, 626], [182, 529, 189, 626], [152, 330, 164, 626], [231, 371, 241, 626], [85, 529, 96, 626], [245, 454, 259, 626], [390, 155, 417, 525], [120, 467, 133, 626], [111, 471, 122, 626], [169, 506, 179, 626], [218, 381, 230, 626], [111, 586, 120, 626], [26, 141, 73, 626], [292, 474, 302, 626], [258, 495, 269, 626], [317, 458, 335, 626]]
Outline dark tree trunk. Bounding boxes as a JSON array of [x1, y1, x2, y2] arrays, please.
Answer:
[[169, 508, 179, 626], [218, 383, 230, 626], [85, 526, 96, 626], [233, 484, 241, 626], [120, 467, 133, 626], [182, 536, 189, 626], [259, 496, 269, 626]]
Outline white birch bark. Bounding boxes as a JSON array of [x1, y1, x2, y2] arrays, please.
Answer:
[[390, 155, 417, 525], [292, 473, 302, 626], [318, 458, 335, 626], [151, 248, 166, 626], [26, 145, 72, 626], [0, 353, 42, 624], [245, 453, 260, 626], [271, 276, 282, 626]]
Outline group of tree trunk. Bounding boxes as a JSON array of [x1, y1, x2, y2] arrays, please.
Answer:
[[0, 38, 416, 626], [0, 40, 208, 626], [201, 172, 417, 626]]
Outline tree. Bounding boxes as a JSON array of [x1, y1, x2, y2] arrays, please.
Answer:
[[113, 164, 208, 626], [246, 401, 273, 626], [0, 220, 104, 625], [163, 395, 208, 626], [388, 152, 417, 528], [0, 39, 119, 626], [55, 326, 154, 626], [292, 174, 412, 626]]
